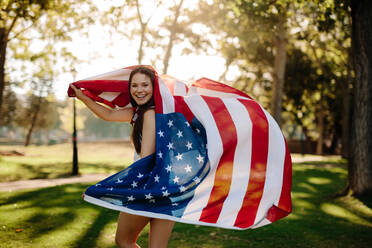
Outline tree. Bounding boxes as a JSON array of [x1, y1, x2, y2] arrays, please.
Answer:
[[292, 0, 351, 155], [0, 83, 19, 129], [348, 0, 372, 196], [15, 78, 57, 146], [195, 0, 293, 125], [0, 0, 95, 124], [161, 0, 184, 74]]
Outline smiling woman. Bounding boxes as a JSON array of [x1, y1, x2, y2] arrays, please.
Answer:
[[129, 71, 154, 106], [69, 66, 174, 248]]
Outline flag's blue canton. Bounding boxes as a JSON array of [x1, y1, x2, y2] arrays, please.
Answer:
[[85, 112, 210, 218]]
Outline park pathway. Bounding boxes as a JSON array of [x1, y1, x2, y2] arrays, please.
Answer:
[[0, 173, 111, 192], [0, 155, 339, 192]]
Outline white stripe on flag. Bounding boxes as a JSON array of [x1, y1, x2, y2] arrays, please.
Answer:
[[158, 78, 175, 114], [82, 68, 131, 81], [188, 86, 250, 100], [216, 98, 253, 226], [251, 218, 272, 229], [174, 80, 187, 96], [252, 108, 286, 225], [182, 94, 223, 221], [98, 92, 121, 102]]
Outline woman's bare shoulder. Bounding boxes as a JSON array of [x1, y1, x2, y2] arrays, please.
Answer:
[[142, 108, 155, 122]]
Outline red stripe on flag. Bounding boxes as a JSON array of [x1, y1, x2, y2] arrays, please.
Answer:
[[153, 74, 164, 114], [112, 92, 130, 107], [199, 96, 237, 223], [277, 140, 292, 214], [266, 205, 289, 223], [194, 78, 252, 99], [234, 99, 269, 228], [174, 96, 194, 123], [161, 75, 175, 95], [68, 80, 129, 98]]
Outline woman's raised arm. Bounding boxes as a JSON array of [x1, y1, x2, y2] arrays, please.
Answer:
[[69, 84, 133, 122]]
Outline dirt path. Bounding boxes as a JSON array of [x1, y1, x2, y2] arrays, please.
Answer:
[[0, 173, 111, 192], [0, 155, 341, 192]]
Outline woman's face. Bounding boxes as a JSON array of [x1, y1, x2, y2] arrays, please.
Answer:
[[130, 72, 154, 106]]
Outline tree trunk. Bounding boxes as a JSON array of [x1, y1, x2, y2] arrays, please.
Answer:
[[341, 48, 353, 158], [138, 23, 146, 64], [25, 99, 42, 146], [349, 0, 372, 196], [0, 28, 8, 126], [135, 0, 149, 65], [162, 0, 184, 74], [316, 105, 324, 155], [270, 18, 287, 126]]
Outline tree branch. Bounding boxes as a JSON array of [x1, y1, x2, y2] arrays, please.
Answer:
[[8, 21, 36, 41], [6, 14, 19, 38]]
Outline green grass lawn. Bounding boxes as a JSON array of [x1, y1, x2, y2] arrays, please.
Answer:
[[0, 142, 134, 182], [0, 144, 371, 247]]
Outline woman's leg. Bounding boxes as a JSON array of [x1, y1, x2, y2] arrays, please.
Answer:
[[115, 212, 151, 248], [148, 219, 175, 248]]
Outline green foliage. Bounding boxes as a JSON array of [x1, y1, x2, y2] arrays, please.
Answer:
[[15, 92, 59, 131], [192, 0, 351, 151], [0, 84, 19, 127]]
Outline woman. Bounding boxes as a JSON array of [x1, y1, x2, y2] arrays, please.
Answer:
[[70, 66, 174, 248]]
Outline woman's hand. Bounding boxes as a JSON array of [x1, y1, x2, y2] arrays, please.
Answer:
[[69, 83, 133, 122], [69, 84, 86, 100]]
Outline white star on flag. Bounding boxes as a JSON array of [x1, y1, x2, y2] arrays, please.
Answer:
[[157, 130, 164, 137], [108, 187, 113, 191], [196, 154, 204, 163], [127, 195, 135, 201], [149, 199, 156, 203], [162, 190, 170, 197], [193, 177, 201, 184], [158, 151, 163, 159], [167, 120, 173, 127], [95, 183, 101, 187], [173, 176, 180, 184], [131, 181, 138, 188], [165, 165, 172, 172], [161, 186, 167, 190], [179, 186, 186, 192], [177, 130, 183, 138], [167, 142, 174, 150], [186, 142, 192, 150], [196, 128, 200, 133], [154, 175, 160, 182], [137, 173, 143, 178], [184, 164, 192, 173], [185, 121, 190, 127], [116, 178, 123, 183], [176, 153, 183, 160], [145, 193, 153, 199]]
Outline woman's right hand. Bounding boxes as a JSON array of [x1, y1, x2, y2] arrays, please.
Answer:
[[69, 84, 86, 100]]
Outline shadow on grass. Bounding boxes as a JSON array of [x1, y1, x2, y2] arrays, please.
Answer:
[[2, 161, 131, 182], [355, 194, 372, 210], [0, 161, 371, 248]]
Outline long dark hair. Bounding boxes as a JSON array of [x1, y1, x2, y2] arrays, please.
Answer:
[[129, 66, 156, 154]]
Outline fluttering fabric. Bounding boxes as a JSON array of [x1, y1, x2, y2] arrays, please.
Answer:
[[67, 65, 292, 230]]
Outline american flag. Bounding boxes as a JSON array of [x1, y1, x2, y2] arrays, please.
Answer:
[[68, 65, 292, 230]]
